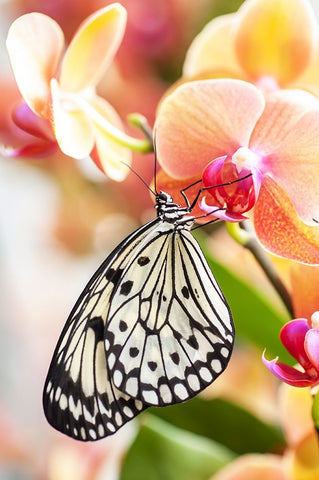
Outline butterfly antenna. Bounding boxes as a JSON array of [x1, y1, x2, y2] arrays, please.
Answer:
[[120, 160, 156, 197]]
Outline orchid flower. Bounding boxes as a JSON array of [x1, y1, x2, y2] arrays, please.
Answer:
[[6, 4, 152, 180], [183, 0, 319, 96], [154, 78, 319, 264], [263, 312, 319, 387]]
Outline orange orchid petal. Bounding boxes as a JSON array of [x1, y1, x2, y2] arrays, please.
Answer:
[[183, 14, 246, 79], [290, 264, 319, 320], [253, 176, 319, 264], [235, 0, 317, 85], [50, 79, 94, 159], [155, 168, 204, 216], [279, 384, 314, 447], [155, 79, 265, 178], [6, 13, 64, 118], [251, 89, 319, 223], [285, 431, 319, 480], [212, 454, 286, 480], [89, 95, 131, 181], [60, 4, 127, 92]]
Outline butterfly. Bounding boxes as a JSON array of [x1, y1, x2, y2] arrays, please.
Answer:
[[43, 186, 234, 441]]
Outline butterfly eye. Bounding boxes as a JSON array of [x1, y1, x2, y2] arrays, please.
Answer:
[[158, 191, 173, 203]]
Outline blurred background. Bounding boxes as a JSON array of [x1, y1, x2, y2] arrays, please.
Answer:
[[1, 1, 319, 479]]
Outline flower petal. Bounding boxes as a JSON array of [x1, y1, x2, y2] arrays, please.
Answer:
[[251, 89, 319, 224], [183, 14, 245, 79], [60, 4, 127, 92], [305, 329, 319, 372], [262, 355, 315, 387], [89, 95, 131, 181], [279, 319, 310, 365], [50, 79, 94, 159], [155, 79, 265, 178], [6, 13, 64, 118], [200, 196, 247, 222], [290, 263, 319, 320], [12, 103, 55, 140], [154, 168, 210, 220], [279, 383, 314, 447], [212, 454, 287, 480], [235, 0, 317, 85], [253, 176, 319, 264]]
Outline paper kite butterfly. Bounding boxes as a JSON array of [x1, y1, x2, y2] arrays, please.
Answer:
[[43, 187, 234, 441]]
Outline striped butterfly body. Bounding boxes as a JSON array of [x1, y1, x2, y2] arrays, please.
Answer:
[[43, 191, 234, 441]]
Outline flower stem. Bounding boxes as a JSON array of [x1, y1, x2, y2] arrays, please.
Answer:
[[127, 113, 153, 144], [76, 98, 154, 153], [226, 221, 294, 317]]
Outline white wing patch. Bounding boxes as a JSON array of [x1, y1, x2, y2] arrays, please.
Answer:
[[43, 193, 235, 441], [106, 228, 233, 406]]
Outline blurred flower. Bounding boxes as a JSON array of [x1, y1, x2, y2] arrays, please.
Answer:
[[263, 312, 319, 387], [6, 4, 151, 180], [155, 78, 319, 263], [183, 0, 319, 96], [210, 454, 287, 480]]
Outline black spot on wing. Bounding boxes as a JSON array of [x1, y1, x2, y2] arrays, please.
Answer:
[[181, 286, 189, 299], [170, 352, 180, 365], [119, 320, 128, 332], [130, 347, 139, 358], [105, 267, 124, 285], [148, 361, 157, 371], [120, 280, 133, 296], [138, 256, 150, 266]]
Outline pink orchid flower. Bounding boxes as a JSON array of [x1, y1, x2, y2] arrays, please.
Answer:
[[183, 0, 319, 96], [6, 4, 140, 181], [154, 78, 319, 264], [263, 313, 319, 387]]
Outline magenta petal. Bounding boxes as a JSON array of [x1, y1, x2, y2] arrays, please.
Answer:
[[12, 103, 54, 140], [305, 329, 319, 371], [280, 319, 310, 366], [262, 355, 315, 387], [199, 196, 248, 222]]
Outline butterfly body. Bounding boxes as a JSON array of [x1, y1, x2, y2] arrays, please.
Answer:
[[43, 191, 234, 441]]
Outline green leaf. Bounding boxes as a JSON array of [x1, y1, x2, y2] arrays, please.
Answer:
[[120, 414, 235, 480], [150, 396, 285, 455], [197, 234, 293, 364]]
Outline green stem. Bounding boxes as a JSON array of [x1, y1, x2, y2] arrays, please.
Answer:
[[75, 97, 153, 153], [226, 221, 294, 317], [127, 113, 154, 144]]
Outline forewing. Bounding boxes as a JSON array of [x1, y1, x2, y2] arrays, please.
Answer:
[[106, 227, 234, 406], [42, 221, 159, 440]]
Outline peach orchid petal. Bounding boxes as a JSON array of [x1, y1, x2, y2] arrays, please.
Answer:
[[211, 454, 286, 480], [286, 431, 319, 480], [235, 0, 317, 85], [183, 14, 245, 79], [279, 384, 314, 447], [89, 96, 131, 181], [250, 89, 319, 223], [59, 4, 127, 92], [50, 79, 94, 159], [155, 79, 265, 178], [253, 176, 319, 265], [155, 169, 206, 218], [6, 13, 64, 119], [290, 264, 319, 320]]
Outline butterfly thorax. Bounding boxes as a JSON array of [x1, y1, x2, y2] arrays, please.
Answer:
[[155, 191, 195, 229]]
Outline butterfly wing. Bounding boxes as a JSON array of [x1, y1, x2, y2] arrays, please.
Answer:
[[43, 219, 161, 441], [106, 225, 234, 406]]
